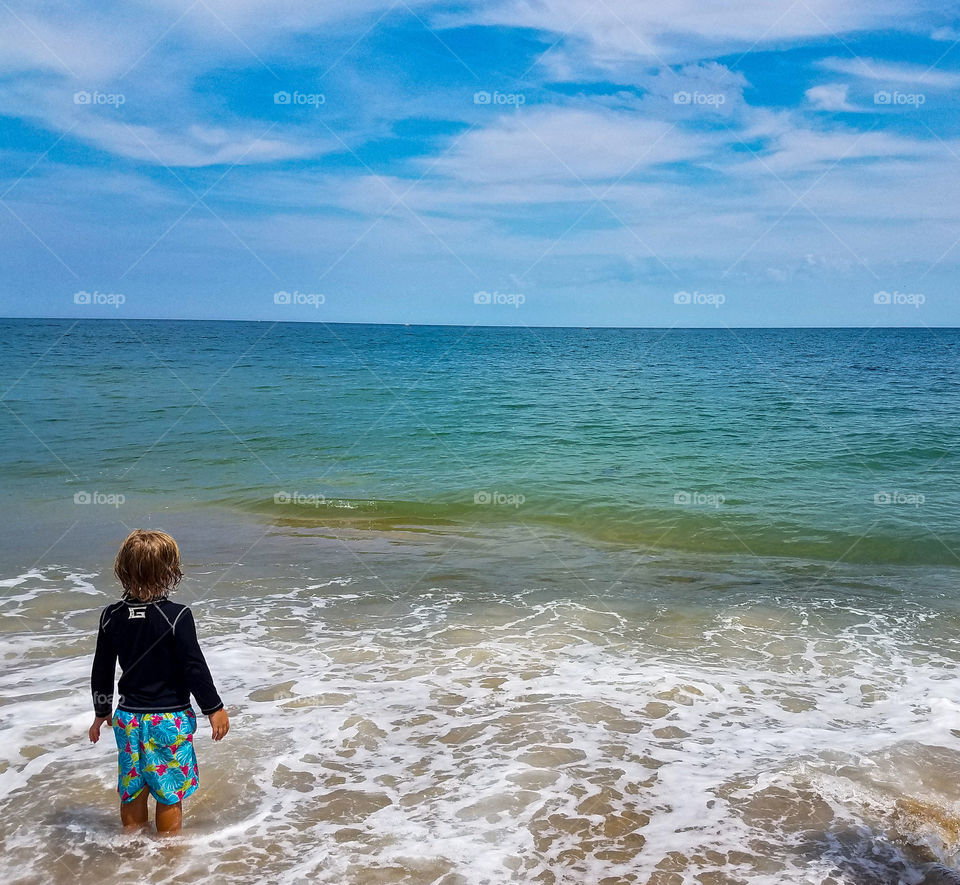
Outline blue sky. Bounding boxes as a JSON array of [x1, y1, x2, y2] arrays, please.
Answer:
[[1, 0, 960, 326]]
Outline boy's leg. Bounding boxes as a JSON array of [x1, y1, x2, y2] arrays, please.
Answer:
[[119, 788, 148, 829], [155, 800, 182, 835]]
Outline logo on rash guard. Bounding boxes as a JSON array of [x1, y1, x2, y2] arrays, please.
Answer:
[[128, 606, 147, 619]]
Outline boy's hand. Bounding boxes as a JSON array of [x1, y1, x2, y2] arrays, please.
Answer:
[[209, 708, 229, 741], [88, 715, 112, 743]]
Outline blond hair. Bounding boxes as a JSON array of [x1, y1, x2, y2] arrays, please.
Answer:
[[114, 529, 183, 602]]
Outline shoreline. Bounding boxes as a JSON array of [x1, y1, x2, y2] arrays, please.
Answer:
[[5, 494, 960, 578]]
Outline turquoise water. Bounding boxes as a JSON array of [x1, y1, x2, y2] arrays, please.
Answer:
[[1, 320, 957, 566], [4, 319, 960, 884]]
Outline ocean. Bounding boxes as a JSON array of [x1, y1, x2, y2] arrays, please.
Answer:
[[1, 319, 960, 884]]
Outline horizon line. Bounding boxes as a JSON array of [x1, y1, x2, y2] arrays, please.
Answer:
[[1, 315, 958, 331]]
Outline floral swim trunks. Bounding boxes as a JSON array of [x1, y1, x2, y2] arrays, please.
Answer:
[[113, 709, 199, 804]]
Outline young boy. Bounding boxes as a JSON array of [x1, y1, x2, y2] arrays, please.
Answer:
[[88, 529, 229, 834]]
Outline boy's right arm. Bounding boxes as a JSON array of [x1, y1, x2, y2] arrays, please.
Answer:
[[90, 608, 117, 718]]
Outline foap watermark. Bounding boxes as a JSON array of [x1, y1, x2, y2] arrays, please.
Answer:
[[92, 691, 115, 709], [74, 290, 125, 308], [474, 290, 525, 308], [274, 491, 326, 507], [874, 290, 924, 308], [874, 90, 925, 107], [674, 490, 725, 509], [474, 490, 525, 508], [74, 491, 125, 508], [474, 90, 525, 106], [673, 91, 726, 107], [874, 491, 925, 508], [274, 90, 326, 107], [274, 290, 324, 308], [674, 290, 725, 308], [74, 90, 125, 107]]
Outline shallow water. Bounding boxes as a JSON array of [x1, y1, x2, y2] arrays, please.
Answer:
[[3, 529, 960, 884]]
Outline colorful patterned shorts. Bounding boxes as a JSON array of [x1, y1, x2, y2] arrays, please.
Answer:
[[113, 709, 199, 805]]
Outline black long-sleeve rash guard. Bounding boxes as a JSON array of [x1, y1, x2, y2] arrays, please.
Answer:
[[90, 597, 224, 717]]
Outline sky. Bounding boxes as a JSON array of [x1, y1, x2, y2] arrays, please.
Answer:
[[1, 0, 960, 327]]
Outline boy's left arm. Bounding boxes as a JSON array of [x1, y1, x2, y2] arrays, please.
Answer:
[[174, 607, 229, 740]]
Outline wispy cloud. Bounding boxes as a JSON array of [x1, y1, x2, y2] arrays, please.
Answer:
[[818, 56, 960, 87], [67, 119, 320, 167], [443, 0, 924, 68]]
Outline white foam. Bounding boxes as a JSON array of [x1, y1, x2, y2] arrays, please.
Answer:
[[2, 569, 960, 883]]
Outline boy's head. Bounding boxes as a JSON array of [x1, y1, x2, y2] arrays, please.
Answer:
[[114, 529, 183, 601]]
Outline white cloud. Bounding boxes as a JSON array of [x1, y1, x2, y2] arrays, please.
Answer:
[[0, 10, 139, 79], [0, 163, 178, 206], [442, 0, 917, 68], [0, 0, 422, 81], [818, 56, 960, 87], [13, 97, 322, 166], [429, 107, 712, 184], [0, 70, 325, 167], [148, 0, 427, 37], [74, 120, 319, 166], [931, 26, 960, 41], [738, 115, 945, 175], [805, 83, 858, 112]]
